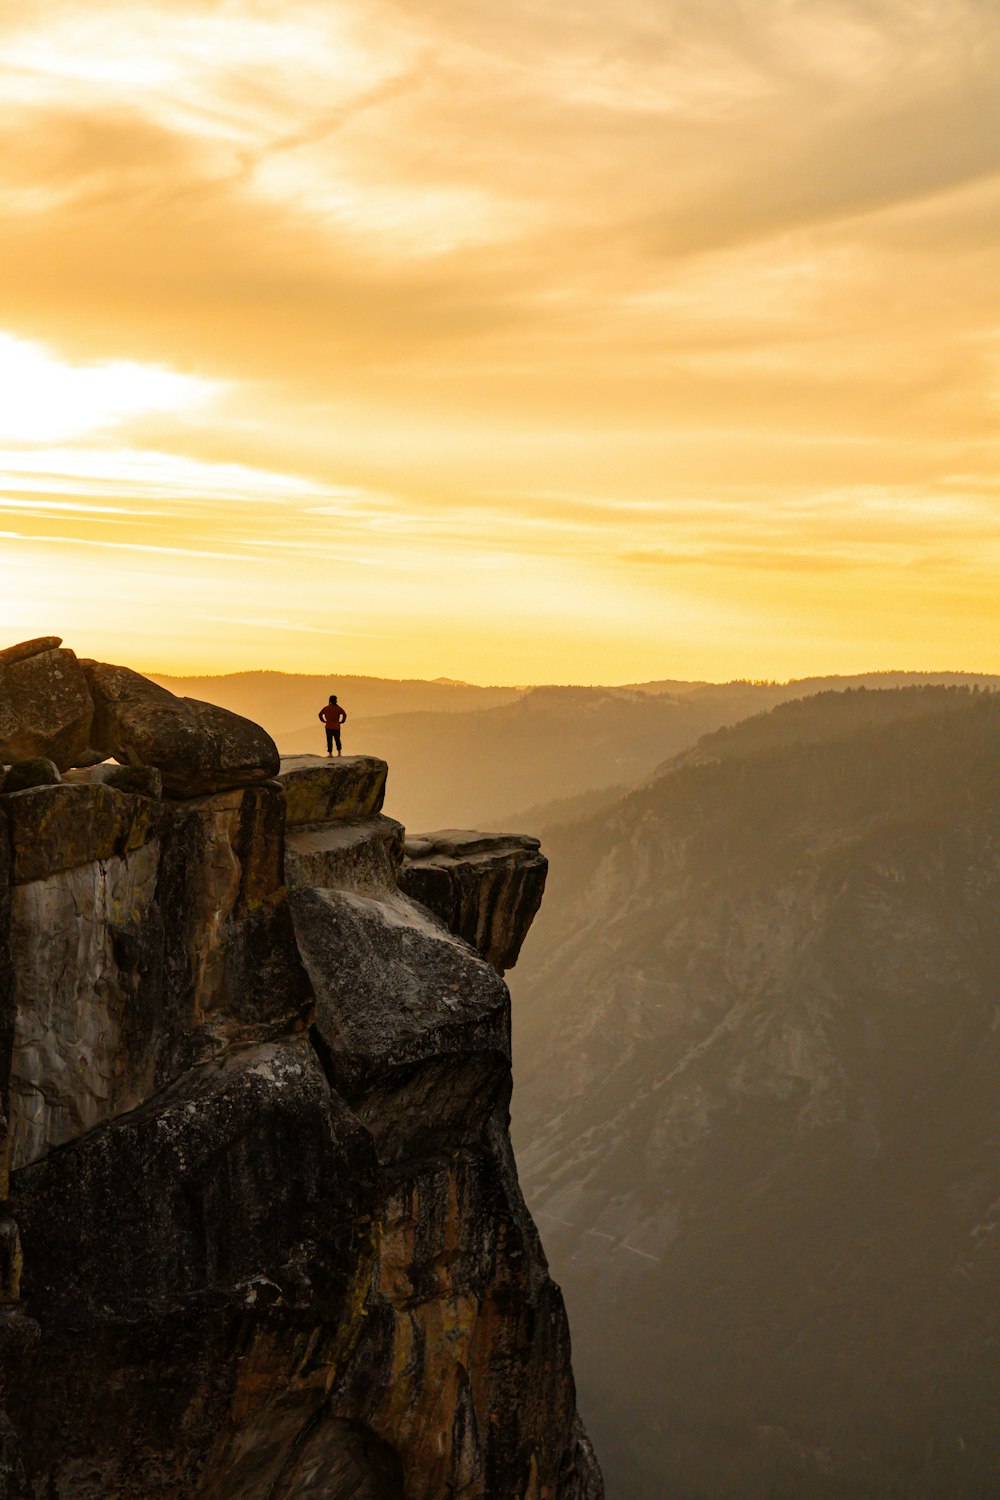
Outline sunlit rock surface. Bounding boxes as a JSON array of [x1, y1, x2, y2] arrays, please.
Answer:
[[278, 754, 388, 826], [0, 644, 600, 1500]]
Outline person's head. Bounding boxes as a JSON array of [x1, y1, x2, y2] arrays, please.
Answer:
[[329, 695, 337, 704]]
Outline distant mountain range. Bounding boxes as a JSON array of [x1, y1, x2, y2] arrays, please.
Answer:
[[509, 685, 1000, 1499], [150, 670, 522, 735], [151, 670, 1000, 833]]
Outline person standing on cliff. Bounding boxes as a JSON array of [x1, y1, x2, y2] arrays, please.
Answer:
[[318, 695, 347, 756]]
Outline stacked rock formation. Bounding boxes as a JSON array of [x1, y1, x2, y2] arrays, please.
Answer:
[[0, 636, 279, 798], [0, 640, 601, 1500]]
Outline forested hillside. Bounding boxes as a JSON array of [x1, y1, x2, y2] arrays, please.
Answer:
[[511, 686, 1000, 1499]]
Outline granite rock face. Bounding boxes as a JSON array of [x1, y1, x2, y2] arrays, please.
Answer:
[[400, 830, 548, 974], [0, 654, 600, 1500], [291, 886, 512, 1161], [2, 777, 309, 1176]]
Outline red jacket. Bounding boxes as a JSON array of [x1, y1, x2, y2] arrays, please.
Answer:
[[319, 703, 347, 726]]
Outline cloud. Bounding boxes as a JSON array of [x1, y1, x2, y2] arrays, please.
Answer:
[[0, 0, 998, 679]]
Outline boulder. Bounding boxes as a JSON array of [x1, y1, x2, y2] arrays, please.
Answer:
[[0, 638, 62, 667], [399, 829, 548, 974], [284, 816, 405, 896], [1, 759, 60, 795], [277, 756, 387, 827], [82, 661, 279, 798], [290, 886, 511, 1161], [63, 762, 163, 799], [0, 648, 94, 770]]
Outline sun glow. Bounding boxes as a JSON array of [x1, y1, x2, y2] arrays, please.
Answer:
[[0, 334, 218, 443]]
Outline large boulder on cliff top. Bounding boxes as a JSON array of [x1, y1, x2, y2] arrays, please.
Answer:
[[0, 645, 95, 771], [83, 660, 279, 798], [0, 638, 63, 668]]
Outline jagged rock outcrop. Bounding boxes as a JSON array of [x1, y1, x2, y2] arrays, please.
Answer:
[[400, 830, 548, 974], [291, 886, 511, 1161], [0, 645, 599, 1499], [0, 638, 278, 797]]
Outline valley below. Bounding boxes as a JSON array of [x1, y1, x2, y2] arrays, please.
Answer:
[[510, 686, 1000, 1498]]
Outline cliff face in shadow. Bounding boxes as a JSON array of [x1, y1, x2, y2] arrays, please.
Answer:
[[0, 639, 601, 1500], [512, 686, 1000, 1500]]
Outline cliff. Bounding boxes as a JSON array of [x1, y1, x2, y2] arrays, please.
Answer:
[[0, 639, 602, 1500]]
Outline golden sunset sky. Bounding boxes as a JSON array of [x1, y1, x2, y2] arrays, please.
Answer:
[[2, 0, 998, 681]]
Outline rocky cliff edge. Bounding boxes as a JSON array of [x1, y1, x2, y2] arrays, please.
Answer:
[[0, 639, 602, 1500]]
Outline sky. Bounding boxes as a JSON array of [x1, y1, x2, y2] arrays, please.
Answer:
[[1, 0, 998, 683]]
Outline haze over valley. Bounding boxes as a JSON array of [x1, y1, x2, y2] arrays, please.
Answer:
[[154, 669, 1000, 832]]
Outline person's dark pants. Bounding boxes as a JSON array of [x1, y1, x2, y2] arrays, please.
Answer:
[[325, 726, 341, 754]]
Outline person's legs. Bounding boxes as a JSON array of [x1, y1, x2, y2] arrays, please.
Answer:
[[325, 726, 334, 755], [333, 727, 342, 756]]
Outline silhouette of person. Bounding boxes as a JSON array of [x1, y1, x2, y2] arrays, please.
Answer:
[[318, 694, 347, 756]]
